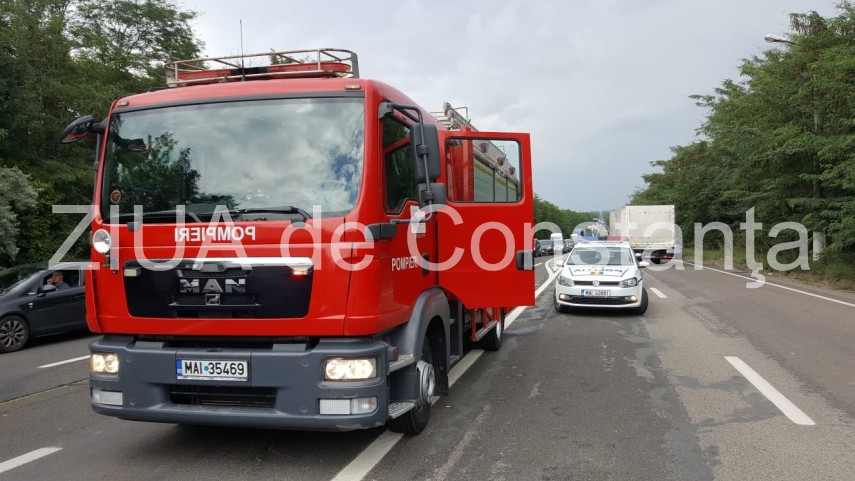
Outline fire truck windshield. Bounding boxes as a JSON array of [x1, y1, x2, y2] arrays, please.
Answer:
[[101, 97, 364, 222]]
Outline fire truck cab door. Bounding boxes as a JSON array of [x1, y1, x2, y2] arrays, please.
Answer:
[[434, 131, 535, 308]]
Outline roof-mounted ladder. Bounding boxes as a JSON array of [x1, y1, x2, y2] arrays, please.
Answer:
[[164, 48, 359, 87], [430, 102, 477, 131]]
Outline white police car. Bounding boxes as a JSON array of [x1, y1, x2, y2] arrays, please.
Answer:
[[553, 241, 649, 314]]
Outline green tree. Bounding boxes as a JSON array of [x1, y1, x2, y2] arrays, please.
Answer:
[[633, 3, 855, 256], [533, 194, 591, 238], [0, 0, 203, 263], [0, 167, 38, 264], [70, 0, 203, 83]]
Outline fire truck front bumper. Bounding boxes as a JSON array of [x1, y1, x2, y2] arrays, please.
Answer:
[[88, 335, 391, 431]]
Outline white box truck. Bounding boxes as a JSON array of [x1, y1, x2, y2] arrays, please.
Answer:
[[550, 232, 567, 254], [608, 205, 677, 264]]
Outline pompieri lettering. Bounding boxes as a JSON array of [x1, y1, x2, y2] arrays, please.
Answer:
[[392, 256, 419, 271], [175, 226, 257, 242]]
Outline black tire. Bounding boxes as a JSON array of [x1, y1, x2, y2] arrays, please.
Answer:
[[477, 315, 503, 351], [387, 337, 433, 434], [651, 257, 661, 264], [633, 289, 649, 315], [0, 315, 30, 353], [553, 293, 569, 314]]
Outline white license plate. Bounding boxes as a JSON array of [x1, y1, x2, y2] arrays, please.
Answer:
[[176, 359, 248, 381], [581, 289, 610, 297]]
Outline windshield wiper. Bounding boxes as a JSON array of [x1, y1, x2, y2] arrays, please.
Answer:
[[115, 209, 203, 223], [229, 206, 312, 220]]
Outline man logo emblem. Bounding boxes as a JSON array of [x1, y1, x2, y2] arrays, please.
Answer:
[[205, 294, 221, 305]]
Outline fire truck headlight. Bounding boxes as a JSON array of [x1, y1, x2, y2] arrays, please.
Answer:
[[92, 229, 112, 254], [91, 352, 120, 374], [324, 358, 377, 381]]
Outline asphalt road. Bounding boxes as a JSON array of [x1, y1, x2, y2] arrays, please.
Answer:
[[1, 257, 854, 480]]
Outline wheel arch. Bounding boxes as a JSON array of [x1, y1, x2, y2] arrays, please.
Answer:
[[387, 288, 451, 400]]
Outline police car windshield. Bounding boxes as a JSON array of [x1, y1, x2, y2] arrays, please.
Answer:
[[102, 97, 364, 222], [566, 247, 635, 266]]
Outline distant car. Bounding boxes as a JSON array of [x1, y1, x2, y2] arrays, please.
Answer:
[[0, 262, 88, 353], [537, 239, 554, 256], [554, 241, 648, 315], [533, 239, 543, 257]]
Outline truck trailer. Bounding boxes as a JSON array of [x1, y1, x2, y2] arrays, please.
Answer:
[[60, 48, 534, 434], [608, 205, 677, 264]]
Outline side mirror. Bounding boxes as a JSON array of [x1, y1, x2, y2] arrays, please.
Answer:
[[412, 123, 441, 182], [39, 284, 58, 294], [638, 261, 649, 268], [59, 115, 95, 144]]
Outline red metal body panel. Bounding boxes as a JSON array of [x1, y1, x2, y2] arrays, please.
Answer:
[[88, 78, 445, 338], [436, 131, 535, 308], [88, 73, 532, 338]]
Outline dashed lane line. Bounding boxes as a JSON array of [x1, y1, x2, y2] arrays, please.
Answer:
[[39, 355, 89, 369], [650, 287, 667, 299], [0, 447, 62, 475], [725, 356, 815, 426]]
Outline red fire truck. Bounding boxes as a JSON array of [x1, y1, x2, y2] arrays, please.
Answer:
[[60, 48, 534, 434]]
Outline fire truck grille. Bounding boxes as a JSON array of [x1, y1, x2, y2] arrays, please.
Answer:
[[170, 385, 276, 408], [123, 260, 313, 318]]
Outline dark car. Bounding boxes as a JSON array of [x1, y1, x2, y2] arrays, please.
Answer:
[[533, 239, 543, 257], [0, 262, 88, 353], [537, 239, 555, 256]]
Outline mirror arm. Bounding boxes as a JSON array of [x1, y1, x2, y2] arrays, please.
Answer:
[[383, 102, 436, 223]]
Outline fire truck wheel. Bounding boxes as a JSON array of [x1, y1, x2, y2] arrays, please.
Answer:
[[477, 316, 503, 351], [387, 337, 434, 434], [0, 315, 30, 353]]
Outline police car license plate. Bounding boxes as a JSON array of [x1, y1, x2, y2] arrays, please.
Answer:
[[581, 289, 609, 297], [176, 359, 248, 381]]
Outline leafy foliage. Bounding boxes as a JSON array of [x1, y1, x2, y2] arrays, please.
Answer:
[[533, 194, 593, 239], [633, 3, 855, 257], [0, 167, 38, 261], [0, 0, 201, 265]]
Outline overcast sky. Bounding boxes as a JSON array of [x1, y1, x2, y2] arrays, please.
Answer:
[[180, 0, 838, 213]]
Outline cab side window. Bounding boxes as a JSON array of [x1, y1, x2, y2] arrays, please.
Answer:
[[383, 117, 417, 213]]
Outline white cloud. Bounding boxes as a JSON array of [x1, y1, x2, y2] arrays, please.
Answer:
[[179, 0, 838, 211]]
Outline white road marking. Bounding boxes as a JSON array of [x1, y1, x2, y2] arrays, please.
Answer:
[[536, 267, 562, 299], [329, 432, 401, 481], [534, 262, 543, 268], [650, 287, 667, 299], [0, 447, 62, 475], [331, 349, 485, 481], [448, 351, 485, 386], [331, 280, 549, 481], [39, 355, 89, 369], [684, 262, 855, 309], [725, 356, 815, 426]]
